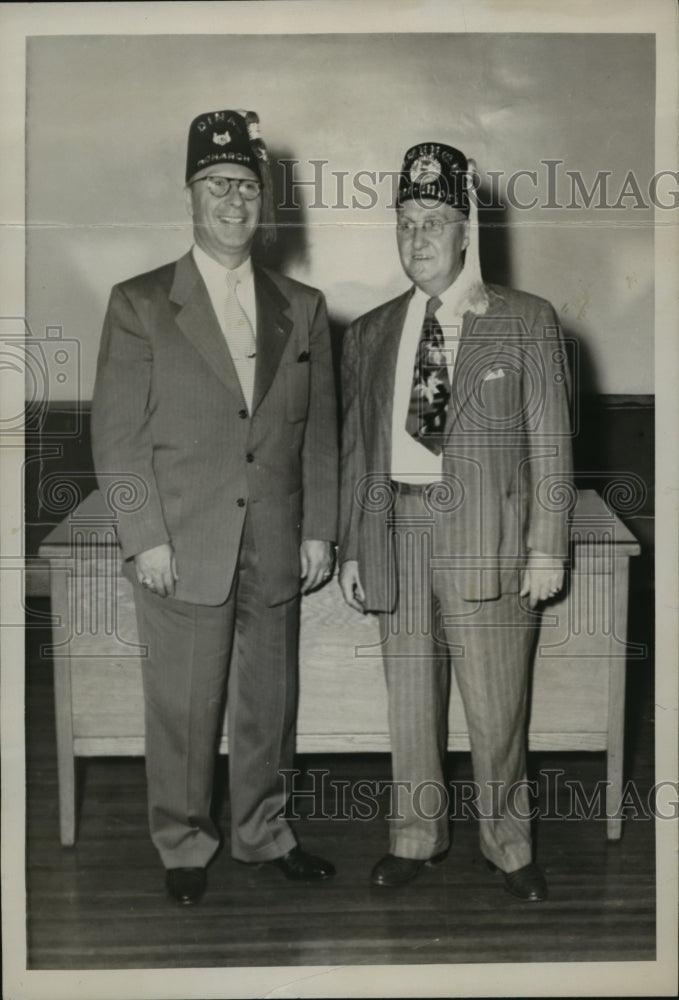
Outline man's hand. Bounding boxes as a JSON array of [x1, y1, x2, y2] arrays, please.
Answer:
[[134, 542, 178, 598], [339, 559, 366, 613], [520, 550, 565, 609], [300, 539, 334, 594]]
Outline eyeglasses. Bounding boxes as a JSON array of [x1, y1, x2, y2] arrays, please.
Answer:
[[396, 218, 461, 236], [191, 175, 263, 200]]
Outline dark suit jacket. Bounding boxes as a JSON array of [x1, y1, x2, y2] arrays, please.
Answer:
[[91, 251, 338, 607], [339, 282, 573, 611]]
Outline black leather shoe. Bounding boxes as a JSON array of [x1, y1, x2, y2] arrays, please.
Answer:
[[238, 845, 335, 880], [371, 851, 446, 888], [270, 846, 335, 881], [487, 860, 548, 901], [165, 867, 206, 905]]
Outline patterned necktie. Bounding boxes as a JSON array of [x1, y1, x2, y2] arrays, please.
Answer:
[[405, 295, 451, 455], [224, 270, 257, 409]]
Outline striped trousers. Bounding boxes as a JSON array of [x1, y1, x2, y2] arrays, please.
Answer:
[[377, 487, 539, 873]]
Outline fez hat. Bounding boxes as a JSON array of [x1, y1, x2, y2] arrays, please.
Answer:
[[185, 109, 276, 243], [397, 142, 470, 215], [397, 140, 488, 313]]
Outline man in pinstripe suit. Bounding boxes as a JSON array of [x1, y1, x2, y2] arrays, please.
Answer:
[[338, 142, 573, 899], [92, 110, 338, 905]]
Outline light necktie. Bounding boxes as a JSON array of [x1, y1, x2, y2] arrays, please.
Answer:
[[224, 270, 257, 409], [405, 295, 451, 455]]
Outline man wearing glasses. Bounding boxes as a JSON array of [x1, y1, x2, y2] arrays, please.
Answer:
[[91, 110, 338, 905], [339, 142, 572, 900]]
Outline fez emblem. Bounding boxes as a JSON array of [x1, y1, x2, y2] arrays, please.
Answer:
[[410, 155, 441, 185], [212, 131, 231, 146]]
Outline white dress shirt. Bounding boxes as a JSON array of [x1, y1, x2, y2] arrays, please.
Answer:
[[192, 245, 257, 406], [390, 283, 467, 483]]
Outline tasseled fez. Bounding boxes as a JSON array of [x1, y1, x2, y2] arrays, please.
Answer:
[[397, 140, 488, 314], [185, 108, 276, 244]]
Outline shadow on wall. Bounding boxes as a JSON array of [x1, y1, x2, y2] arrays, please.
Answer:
[[477, 180, 511, 289], [255, 146, 310, 275]]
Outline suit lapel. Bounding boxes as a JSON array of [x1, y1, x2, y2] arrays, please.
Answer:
[[169, 252, 246, 402], [446, 285, 510, 435], [365, 290, 412, 455], [252, 266, 293, 414]]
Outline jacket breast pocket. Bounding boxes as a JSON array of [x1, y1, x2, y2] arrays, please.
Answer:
[[285, 360, 310, 423], [474, 371, 522, 429]]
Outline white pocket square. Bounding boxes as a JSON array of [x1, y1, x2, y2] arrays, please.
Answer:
[[482, 368, 506, 382]]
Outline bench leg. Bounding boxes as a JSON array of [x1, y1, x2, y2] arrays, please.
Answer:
[[606, 664, 625, 840], [606, 557, 630, 841], [53, 658, 77, 846]]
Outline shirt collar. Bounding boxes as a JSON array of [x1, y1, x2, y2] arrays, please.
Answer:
[[192, 243, 253, 285], [411, 251, 489, 317], [411, 273, 481, 317]]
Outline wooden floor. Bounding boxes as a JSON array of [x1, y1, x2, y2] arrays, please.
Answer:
[[24, 595, 656, 970]]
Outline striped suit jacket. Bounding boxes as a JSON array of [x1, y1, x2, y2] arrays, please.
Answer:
[[91, 251, 338, 607], [339, 282, 573, 611]]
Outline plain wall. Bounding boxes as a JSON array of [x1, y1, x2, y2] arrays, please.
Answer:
[[26, 32, 655, 400]]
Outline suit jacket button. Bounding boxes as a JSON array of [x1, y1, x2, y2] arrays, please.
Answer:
[[237, 498, 246, 507], [246, 453, 254, 463], [238, 409, 248, 419]]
